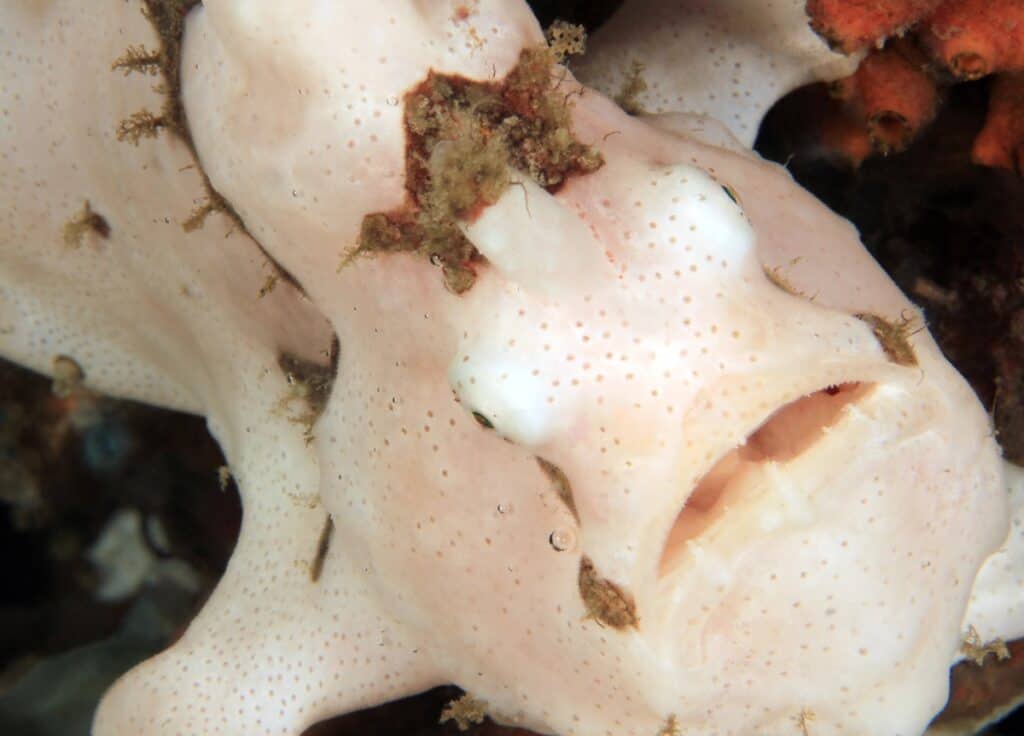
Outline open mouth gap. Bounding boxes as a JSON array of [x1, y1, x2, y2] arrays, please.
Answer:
[[658, 381, 872, 576]]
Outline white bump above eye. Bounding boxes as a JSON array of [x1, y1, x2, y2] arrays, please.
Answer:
[[459, 171, 608, 297], [621, 163, 757, 270]]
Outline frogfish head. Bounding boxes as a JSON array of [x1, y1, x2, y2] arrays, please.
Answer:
[[314, 98, 1006, 736], [176, 3, 1009, 733]]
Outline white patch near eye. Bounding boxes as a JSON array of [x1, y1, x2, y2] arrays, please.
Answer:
[[449, 351, 565, 447]]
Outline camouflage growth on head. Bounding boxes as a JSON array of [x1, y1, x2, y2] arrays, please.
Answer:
[[354, 35, 602, 293]]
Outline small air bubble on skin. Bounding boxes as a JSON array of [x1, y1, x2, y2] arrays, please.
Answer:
[[549, 529, 576, 552]]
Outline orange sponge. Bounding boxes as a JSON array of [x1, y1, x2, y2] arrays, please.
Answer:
[[923, 0, 1024, 79], [820, 100, 876, 167], [831, 42, 940, 154], [972, 72, 1024, 173], [806, 0, 942, 53]]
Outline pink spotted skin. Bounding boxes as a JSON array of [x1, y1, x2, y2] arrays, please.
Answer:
[[0, 2, 1017, 736]]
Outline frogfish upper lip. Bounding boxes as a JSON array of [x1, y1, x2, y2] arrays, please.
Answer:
[[657, 380, 875, 577]]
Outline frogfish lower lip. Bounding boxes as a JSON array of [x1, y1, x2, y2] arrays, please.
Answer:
[[658, 381, 874, 576]]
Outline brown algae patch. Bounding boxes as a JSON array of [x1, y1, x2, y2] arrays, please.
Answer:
[[113, 0, 197, 144], [656, 715, 681, 736], [51, 355, 85, 398], [764, 264, 803, 297], [578, 555, 638, 629], [275, 337, 340, 443], [855, 313, 918, 367], [309, 515, 334, 583], [615, 58, 649, 116], [112, 1, 265, 241], [537, 456, 579, 523], [63, 201, 110, 249], [353, 27, 602, 293]]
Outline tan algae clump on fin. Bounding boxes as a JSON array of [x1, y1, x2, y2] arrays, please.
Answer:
[[439, 693, 488, 731], [51, 355, 86, 398], [615, 58, 649, 116], [961, 625, 1011, 666], [545, 20, 587, 59]]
